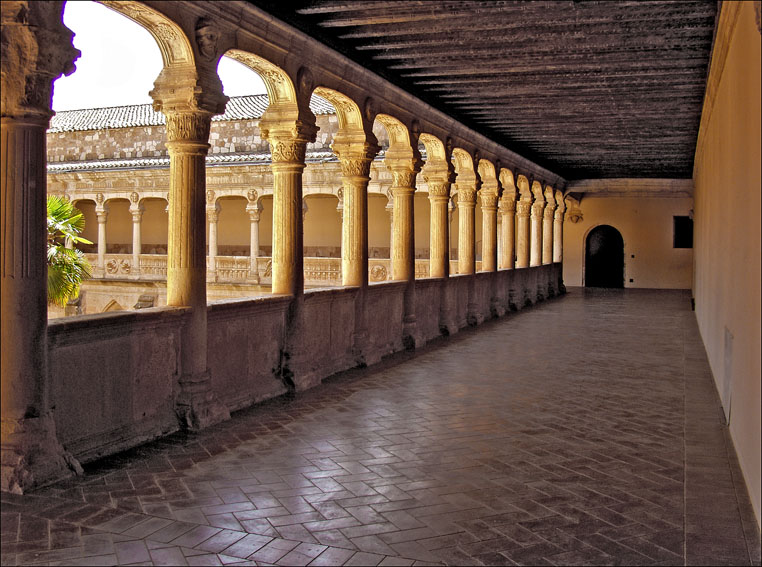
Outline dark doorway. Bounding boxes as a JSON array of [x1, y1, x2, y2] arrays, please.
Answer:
[[585, 225, 624, 288]]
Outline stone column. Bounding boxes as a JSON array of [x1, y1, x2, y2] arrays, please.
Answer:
[[1, 0, 83, 493], [385, 198, 394, 264], [499, 198, 516, 269], [516, 199, 531, 268], [206, 202, 220, 282], [95, 200, 108, 277], [130, 200, 143, 278], [424, 173, 451, 279], [457, 184, 478, 275], [542, 187, 556, 265], [335, 146, 376, 288], [554, 192, 566, 263], [246, 196, 261, 283], [161, 109, 229, 430], [260, 125, 316, 296], [530, 189, 545, 268], [480, 192, 498, 272]]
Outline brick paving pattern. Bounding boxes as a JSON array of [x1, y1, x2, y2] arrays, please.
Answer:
[[2, 288, 759, 566]]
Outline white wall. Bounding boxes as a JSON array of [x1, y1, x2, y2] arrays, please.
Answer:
[[563, 196, 694, 289]]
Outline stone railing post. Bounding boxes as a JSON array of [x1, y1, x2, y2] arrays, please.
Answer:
[[95, 198, 108, 277], [206, 201, 220, 282], [542, 187, 556, 265], [129, 195, 143, 278], [499, 197, 516, 269], [1, 0, 83, 493]]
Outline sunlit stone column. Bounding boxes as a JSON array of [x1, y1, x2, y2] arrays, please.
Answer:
[[246, 193, 261, 283], [457, 184, 478, 275], [206, 202, 220, 282], [260, 124, 316, 296], [554, 190, 566, 263], [388, 169, 418, 282], [542, 186, 556, 265], [516, 198, 531, 269], [335, 144, 377, 287], [424, 173, 452, 278], [130, 199, 143, 277], [385, 198, 394, 265], [1, 0, 83, 493], [95, 199, 108, 277], [530, 183, 545, 267], [499, 197, 516, 269], [160, 109, 229, 429], [480, 192, 498, 272]]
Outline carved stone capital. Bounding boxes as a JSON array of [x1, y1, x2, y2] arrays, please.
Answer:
[[427, 182, 451, 200], [531, 202, 546, 218], [130, 207, 144, 221], [165, 111, 213, 144], [206, 208, 219, 223], [1, 1, 80, 121], [480, 193, 499, 210], [259, 118, 318, 165], [544, 205, 556, 219], [247, 208, 261, 222], [500, 199, 517, 214], [339, 156, 373, 179], [555, 208, 566, 221], [456, 186, 477, 204], [391, 170, 417, 189], [516, 201, 532, 217]]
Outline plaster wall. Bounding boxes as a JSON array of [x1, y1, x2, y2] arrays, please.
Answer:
[[303, 194, 341, 255], [104, 198, 132, 252], [562, 196, 693, 289], [692, 1, 761, 524]]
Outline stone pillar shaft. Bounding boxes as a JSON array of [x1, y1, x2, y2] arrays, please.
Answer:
[[516, 201, 531, 268], [338, 157, 372, 288], [248, 207, 260, 279], [391, 186, 415, 281], [207, 204, 219, 279], [542, 206, 555, 265], [457, 188, 477, 275], [131, 208, 142, 275], [96, 207, 107, 275], [1, 118, 49, 422], [530, 202, 544, 267], [481, 194, 498, 272], [500, 202, 516, 269], [553, 203, 565, 263], [428, 185, 450, 278]]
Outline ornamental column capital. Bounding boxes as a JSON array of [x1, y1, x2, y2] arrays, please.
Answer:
[[259, 114, 318, 166], [516, 201, 531, 217], [480, 192, 499, 210], [206, 202, 220, 223], [1, 1, 80, 122], [499, 198, 517, 214]]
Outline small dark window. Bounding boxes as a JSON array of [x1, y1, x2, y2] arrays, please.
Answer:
[[673, 216, 693, 248]]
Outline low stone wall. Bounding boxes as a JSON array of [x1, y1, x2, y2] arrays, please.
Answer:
[[46, 264, 564, 464]]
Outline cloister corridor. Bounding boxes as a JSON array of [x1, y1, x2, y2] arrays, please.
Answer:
[[1, 289, 759, 566]]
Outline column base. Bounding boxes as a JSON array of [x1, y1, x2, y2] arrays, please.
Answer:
[[175, 370, 230, 431], [1, 413, 82, 494]]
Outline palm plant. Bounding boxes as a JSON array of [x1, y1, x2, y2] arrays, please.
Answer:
[[47, 195, 93, 307]]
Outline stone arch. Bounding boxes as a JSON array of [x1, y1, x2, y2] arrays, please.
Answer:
[[419, 133, 447, 165], [97, 1, 195, 67], [313, 87, 363, 132], [72, 198, 98, 253], [375, 114, 418, 160], [225, 49, 296, 106], [531, 180, 545, 203], [102, 299, 123, 312]]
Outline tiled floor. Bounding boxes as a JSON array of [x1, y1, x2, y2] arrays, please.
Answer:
[[2, 288, 760, 566]]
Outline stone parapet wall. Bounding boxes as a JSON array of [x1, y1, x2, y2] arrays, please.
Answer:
[[47, 265, 563, 464]]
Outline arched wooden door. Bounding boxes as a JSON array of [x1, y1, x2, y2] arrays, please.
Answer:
[[585, 225, 624, 288]]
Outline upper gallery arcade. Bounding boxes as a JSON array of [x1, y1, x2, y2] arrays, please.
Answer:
[[1, 0, 759, 530]]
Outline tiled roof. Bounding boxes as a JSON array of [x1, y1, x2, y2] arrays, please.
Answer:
[[46, 149, 387, 173], [48, 94, 335, 133]]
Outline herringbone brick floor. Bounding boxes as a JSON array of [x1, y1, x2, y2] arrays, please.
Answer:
[[2, 288, 759, 566]]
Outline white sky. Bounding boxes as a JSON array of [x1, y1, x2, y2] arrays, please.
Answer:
[[53, 0, 266, 111]]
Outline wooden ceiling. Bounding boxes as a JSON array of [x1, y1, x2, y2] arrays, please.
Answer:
[[251, 1, 717, 180]]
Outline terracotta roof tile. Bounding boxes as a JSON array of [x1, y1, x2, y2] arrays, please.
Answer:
[[48, 94, 335, 133]]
